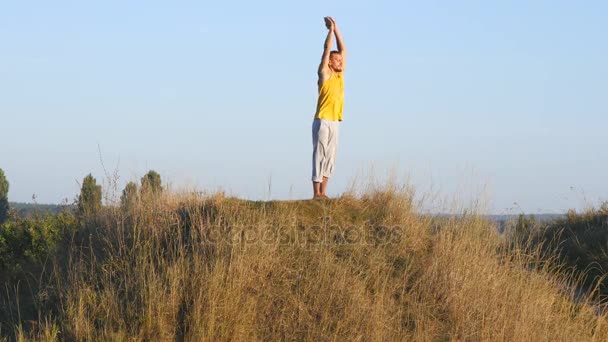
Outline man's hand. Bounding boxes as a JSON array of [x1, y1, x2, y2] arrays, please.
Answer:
[[324, 16, 335, 31], [329, 17, 338, 31]]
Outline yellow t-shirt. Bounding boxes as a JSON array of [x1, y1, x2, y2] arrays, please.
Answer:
[[314, 72, 344, 121]]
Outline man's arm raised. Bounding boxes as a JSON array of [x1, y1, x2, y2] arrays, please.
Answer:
[[330, 17, 346, 68], [318, 17, 334, 80]]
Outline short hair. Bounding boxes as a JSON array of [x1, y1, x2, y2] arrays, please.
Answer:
[[330, 50, 341, 56]]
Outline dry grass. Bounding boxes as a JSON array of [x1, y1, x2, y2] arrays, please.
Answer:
[[12, 184, 608, 341]]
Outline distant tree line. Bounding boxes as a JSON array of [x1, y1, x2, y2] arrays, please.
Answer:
[[0, 168, 164, 221]]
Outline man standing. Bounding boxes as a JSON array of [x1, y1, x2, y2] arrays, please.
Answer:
[[312, 16, 346, 199]]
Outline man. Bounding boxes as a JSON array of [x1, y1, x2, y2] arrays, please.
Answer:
[[312, 16, 346, 199]]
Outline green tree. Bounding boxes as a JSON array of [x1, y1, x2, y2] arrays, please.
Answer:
[[141, 170, 162, 195], [78, 174, 102, 217], [121, 181, 139, 210], [0, 168, 9, 224]]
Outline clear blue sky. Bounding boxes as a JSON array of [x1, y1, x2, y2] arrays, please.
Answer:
[[1, 0, 607, 214]]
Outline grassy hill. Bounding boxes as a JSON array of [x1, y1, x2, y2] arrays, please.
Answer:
[[1, 186, 607, 340]]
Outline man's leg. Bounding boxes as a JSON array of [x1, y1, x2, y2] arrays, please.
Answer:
[[312, 119, 328, 198], [321, 121, 339, 197], [320, 177, 329, 197], [313, 181, 322, 198]]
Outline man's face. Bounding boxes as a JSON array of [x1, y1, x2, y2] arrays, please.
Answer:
[[329, 53, 343, 72]]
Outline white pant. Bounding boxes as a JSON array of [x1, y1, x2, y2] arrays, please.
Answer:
[[312, 119, 340, 182]]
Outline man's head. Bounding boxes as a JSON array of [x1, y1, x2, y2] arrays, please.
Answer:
[[329, 51, 343, 72]]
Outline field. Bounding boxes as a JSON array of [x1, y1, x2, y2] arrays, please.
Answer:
[[2, 181, 608, 341]]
